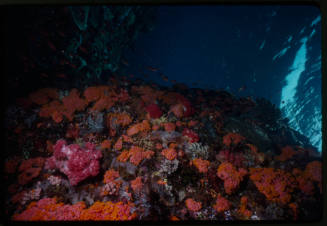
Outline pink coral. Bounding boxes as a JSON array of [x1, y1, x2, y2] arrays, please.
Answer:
[[182, 128, 199, 143], [45, 139, 102, 186]]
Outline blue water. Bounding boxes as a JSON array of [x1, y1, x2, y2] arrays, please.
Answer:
[[123, 5, 322, 152]]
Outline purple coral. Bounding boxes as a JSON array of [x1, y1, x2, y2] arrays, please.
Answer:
[[45, 139, 102, 186]]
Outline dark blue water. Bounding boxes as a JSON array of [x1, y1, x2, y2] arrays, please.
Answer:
[[123, 5, 322, 151]]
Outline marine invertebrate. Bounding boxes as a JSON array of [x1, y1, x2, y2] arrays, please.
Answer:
[[107, 112, 133, 129], [191, 158, 210, 173], [12, 197, 136, 221], [29, 88, 59, 105], [238, 196, 252, 218], [182, 128, 199, 143], [275, 146, 296, 161], [249, 167, 297, 205], [117, 146, 154, 166], [127, 120, 151, 136], [45, 139, 102, 186], [163, 122, 176, 132], [184, 142, 209, 160], [131, 176, 143, 192], [222, 133, 245, 147], [185, 198, 202, 212], [213, 194, 231, 213], [161, 148, 177, 160], [145, 103, 162, 119], [18, 157, 45, 185], [217, 162, 247, 195]]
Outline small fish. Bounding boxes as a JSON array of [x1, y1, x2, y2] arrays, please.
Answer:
[[79, 46, 88, 54], [57, 73, 66, 78], [238, 85, 246, 92], [122, 59, 129, 66], [40, 73, 49, 78], [58, 31, 66, 37], [147, 66, 159, 72], [161, 74, 169, 82], [47, 41, 56, 51]]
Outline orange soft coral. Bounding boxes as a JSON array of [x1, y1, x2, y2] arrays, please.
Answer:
[[275, 146, 296, 161], [126, 120, 151, 136], [249, 168, 297, 205], [192, 158, 210, 173], [18, 157, 45, 185], [238, 196, 252, 218], [107, 112, 133, 129], [131, 176, 143, 192], [185, 198, 202, 212], [29, 88, 59, 105], [213, 194, 231, 213], [217, 162, 247, 195], [101, 140, 111, 150], [13, 198, 136, 221], [163, 122, 176, 132], [103, 169, 120, 184], [223, 133, 245, 147], [114, 137, 123, 151], [117, 146, 154, 166], [161, 148, 177, 160]]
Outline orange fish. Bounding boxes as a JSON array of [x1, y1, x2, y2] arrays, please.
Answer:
[[47, 41, 56, 51], [58, 31, 66, 37], [79, 46, 88, 54], [57, 73, 66, 78], [122, 60, 129, 66], [147, 66, 159, 72], [238, 85, 246, 92], [40, 73, 49, 78], [161, 74, 169, 82]]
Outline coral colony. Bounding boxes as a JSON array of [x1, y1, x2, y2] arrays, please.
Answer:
[[4, 82, 322, 221]]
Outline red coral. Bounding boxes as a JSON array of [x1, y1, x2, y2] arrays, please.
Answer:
[[185, 198, 202, 212], [182, 128, 199, 143], [213, 194, 231, 213], [223, 133, 245, 147], [217, 149, 245, 168], [217, 162, 247, 195], [146, 103, 162, 119], [45, 139, 102, 186], [249, 168, 297, 205]]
